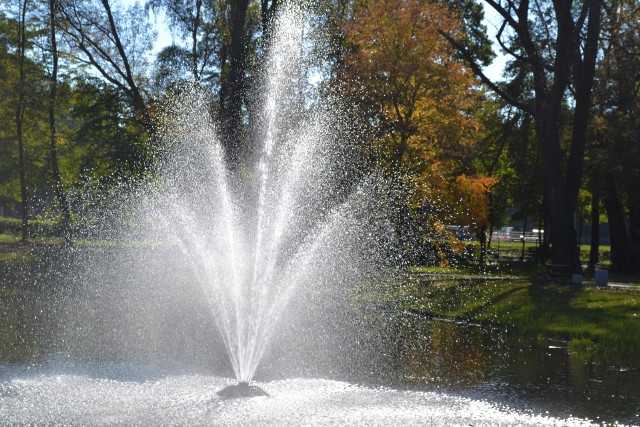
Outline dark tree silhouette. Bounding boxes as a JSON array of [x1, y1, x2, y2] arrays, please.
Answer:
[[442, 0, 603, 271]]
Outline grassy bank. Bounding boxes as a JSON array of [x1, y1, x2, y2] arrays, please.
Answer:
[[373, 270, 640, 366]]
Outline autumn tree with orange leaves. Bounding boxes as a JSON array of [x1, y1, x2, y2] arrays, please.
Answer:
[[339, 0, 496, 246]]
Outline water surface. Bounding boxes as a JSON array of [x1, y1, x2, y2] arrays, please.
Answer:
[[1, 265, 638, 425]]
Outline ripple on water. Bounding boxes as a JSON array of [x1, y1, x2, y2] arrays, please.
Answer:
[[0, 371, 599, 426]]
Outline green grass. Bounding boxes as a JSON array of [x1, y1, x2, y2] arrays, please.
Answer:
[[409, 265, 482, 275], [0, 243, 33, 263], [0, 251, 20, 263], [371, 275, 640, 367], [0, 233, 66, 245], [0, 234, 19, 244]]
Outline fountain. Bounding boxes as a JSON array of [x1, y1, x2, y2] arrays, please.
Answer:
[[0, 4, 630, 426], [143, 4, 399, 390]]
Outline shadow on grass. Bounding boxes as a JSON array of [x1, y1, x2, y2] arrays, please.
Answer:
[[525, 282, 640, 365], [462, 284, 529, 320]]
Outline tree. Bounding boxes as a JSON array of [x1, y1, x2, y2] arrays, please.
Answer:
[[146, 0, 227, 86], [14, 0, 30, 243], [260, 0, 279, 41], [590, 0, 640, 272], [472, 99, 520, 266], [59, 0, 156, 133], [218, 0, 250, 165], [47, 0, 72, 240], [0, 5, 57, 239], [340, 0, 494, 245], [443, 0, 603, 271], [149, 0, 269, 168], [66, 77, 150, 183]]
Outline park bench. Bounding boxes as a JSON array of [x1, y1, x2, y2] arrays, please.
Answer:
[[546, 264, 573, 283]]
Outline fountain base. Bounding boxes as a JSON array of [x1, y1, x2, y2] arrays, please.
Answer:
[[217, 382, 270, 399]]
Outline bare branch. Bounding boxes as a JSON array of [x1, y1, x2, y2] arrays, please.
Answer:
[[496, 18, 526, 62], [438, 29, 535, 115]]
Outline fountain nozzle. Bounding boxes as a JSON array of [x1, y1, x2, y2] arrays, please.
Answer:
[[217, 381, 270, 399]]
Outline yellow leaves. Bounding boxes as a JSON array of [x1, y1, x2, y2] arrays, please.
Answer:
[[449, 174, 498, 227], [343, 0, 480, 132], [411, 167, 498, 229], [340, 0, 494, 228], [55, 134, 68, 147], [0, 177, 22, 201]]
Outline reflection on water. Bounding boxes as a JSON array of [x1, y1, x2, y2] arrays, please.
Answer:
[[346, 312, 640, 425], [1, 252, 639, 425], [401, 315, 489, 387], [0, 247, 232, 372], [0, 288, 59, 363]]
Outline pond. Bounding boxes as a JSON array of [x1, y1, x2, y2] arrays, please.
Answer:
[[346, 313, 640, 425], [0, 250, 638, 425]]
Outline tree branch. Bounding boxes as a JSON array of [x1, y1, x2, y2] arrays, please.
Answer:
[[438, 29, 534, 115], [496, 18, 526, 63]]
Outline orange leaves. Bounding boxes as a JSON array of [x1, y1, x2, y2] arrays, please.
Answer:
[[415, 169, 497, 229], [451, 174, 498, 226], [341, 0, 480, 164], [339, 0, 494, 227]]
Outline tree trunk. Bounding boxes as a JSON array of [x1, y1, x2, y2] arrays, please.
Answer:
[[536, 0, 601, 273], [536, 114, 579, 269], [531, 0, 579, 270], [261, 0, 278, 39], [603, 177, 630, 273], [628, 204, 640, 273], [577, 215, 583, 247], [488, 223, 494, 249], [540, 211, 551, 261], [191, 0, 202, 80], [104, 0, 151, 133], [588, 188, 600, 269], [561, 0, 602, 271], [460, 0, 602, 273], [520, 216, 528, 262], [49, 0, 73, 242], [626, 130, 640, 272], [220, 0, 250, 166], [478, 223, 487, 268], [16, 0, 29, 244], [564, 0, 602, 218]]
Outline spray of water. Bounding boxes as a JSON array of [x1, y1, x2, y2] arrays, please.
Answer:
[[147, 5, 398, 383]]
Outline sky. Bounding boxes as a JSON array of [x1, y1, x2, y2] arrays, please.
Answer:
[[481, 4, 509, 82]]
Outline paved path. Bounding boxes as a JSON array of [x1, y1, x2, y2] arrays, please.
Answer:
[[608, 282, 640, 288]]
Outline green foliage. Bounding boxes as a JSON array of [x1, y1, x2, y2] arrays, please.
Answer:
[[588, 0, 640, 273], [65, 78, 150, 184], [0, 11, 57, 218], [147, 0, 228, 92], [0, 8, 148, 236], [441, 0, 495, 66], [0, 0, 636, 262], [382, 276, 640, 367]]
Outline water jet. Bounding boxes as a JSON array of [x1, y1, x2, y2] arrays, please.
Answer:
[[145, 4, 398, 386]]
